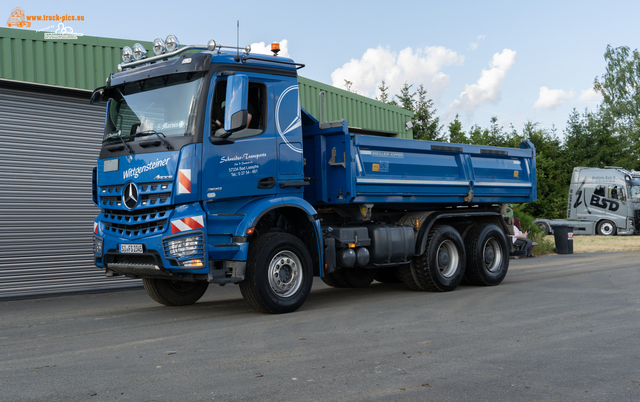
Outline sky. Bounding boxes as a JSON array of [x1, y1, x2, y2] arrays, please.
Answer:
[[9, 0, 640, 139]]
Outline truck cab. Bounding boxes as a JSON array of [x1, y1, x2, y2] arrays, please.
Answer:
[[536, 167, 640, 236]]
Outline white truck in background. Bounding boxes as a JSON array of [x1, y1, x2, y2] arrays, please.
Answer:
[[535, 167, 640, 236]]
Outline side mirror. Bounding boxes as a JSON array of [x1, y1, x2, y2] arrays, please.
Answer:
[[224, 75, 248, 132], [90, 87, 106, 104]]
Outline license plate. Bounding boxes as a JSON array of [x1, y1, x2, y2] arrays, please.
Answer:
[[119, 244, 143, 253]]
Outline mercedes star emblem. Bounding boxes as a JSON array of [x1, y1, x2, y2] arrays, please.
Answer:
[[122, 182, 139, 210]]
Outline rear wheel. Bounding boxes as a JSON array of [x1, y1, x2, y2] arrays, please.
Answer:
[[464, 224, 509, 286], [412, 225, 466, 292], [597, 220, 617, 236], [142, 278, 209, 306], [240, 233, 313, 314]]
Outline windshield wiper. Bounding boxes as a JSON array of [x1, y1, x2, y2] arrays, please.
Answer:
[[134, 131, 173, 150], [105, 133, 135, 154]]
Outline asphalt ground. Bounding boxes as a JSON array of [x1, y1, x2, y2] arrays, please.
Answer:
[[1, 252, 639, 401]]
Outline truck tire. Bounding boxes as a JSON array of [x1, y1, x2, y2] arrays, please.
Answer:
[[239, 232, 313, 314], [142, 278, 209, 306], [396, 264, 424, 291], [464, 224, 509, 286], [396, 211, 431, 291], [597, 220, 617, 236], [412, 225, 466, 292], [536, 221, 550, 235]]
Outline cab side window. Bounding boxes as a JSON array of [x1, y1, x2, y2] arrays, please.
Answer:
[[211, 80, 266, 139], [594, 185, 605, 197]]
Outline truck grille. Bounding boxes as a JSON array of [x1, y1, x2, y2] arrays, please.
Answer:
[[102, 206, 172, 238], [99, 181, 173, 209]]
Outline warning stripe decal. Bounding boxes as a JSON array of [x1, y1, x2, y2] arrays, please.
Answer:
[[171, 215, 204, 233], [178, 169, 191, 194]]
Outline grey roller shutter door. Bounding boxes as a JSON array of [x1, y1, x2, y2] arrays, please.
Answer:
[[0, 82, 140, 299]]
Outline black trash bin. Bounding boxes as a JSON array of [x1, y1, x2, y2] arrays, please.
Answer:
[[551, 224, 574, 254]]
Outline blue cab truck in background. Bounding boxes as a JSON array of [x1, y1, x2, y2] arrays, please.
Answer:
[[90, 37, 537, 313]]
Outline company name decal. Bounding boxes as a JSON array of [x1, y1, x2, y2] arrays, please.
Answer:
[[123, 158, 171, 179], [220, 153, 267, 163]]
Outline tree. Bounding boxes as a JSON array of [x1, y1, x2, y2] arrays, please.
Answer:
[[518, 121, 566, 219], [389, 82, 443, 141], [448, 114, 468, 144], [562, 108, 628, 169], [376, 79, 391, 104], [593, 45, 640, 169], [344, 79, 356, 93]]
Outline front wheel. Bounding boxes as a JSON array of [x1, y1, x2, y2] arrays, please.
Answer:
[[597, 220, 617, 236], [240, 233, 313, 314], [142, 278, 209, 306], [464, 224, 509, 286]]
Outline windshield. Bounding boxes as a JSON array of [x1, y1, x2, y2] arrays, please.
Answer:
[[629, 185, 640, 203], [103, 72, 205, 143]]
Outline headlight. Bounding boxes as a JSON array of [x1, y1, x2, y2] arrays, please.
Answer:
[[122, 46, 133, 63], [132, 43, 147, 61], [153, 37, 165, 55], [167, 235, 200, 257], [165, 34, 179, 52]]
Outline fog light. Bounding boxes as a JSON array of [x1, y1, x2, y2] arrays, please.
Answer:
[[132, 43, 147, 61], [183, 259, 204, 267], [93, 236, 104, 257], [152, 38, 165, 55], [122, 46, 133, 63]]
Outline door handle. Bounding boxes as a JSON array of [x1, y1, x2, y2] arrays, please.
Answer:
[[257, 176, 276, 189]]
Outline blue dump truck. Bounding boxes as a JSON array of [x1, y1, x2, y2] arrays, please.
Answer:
[[90, 36, 537, 313]]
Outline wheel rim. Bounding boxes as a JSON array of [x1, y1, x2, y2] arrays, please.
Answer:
[[600, 222, 614, 235], [483, 238, 503, 273], [268, 251, 303, 298], [436, 240, 459, 278]]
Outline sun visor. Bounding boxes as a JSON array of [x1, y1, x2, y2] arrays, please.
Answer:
[[109, 53, 211, 87]]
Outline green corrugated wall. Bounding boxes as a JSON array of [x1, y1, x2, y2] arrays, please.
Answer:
[[0, 27, 413, 138]]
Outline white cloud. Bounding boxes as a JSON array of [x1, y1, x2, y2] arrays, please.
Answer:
[[449, 49, 516, 116], [534, 87, 575, 109], [579, 87, 601, 102], [330, 45, 464, 101], [469, 35, 486, 51], [250, 39, 290, 58]]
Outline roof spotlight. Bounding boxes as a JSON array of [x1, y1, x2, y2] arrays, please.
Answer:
[[132, 43, 147, 61], [207, 39, 217, 52], [152, 38, 165, 56], [165, 34, 179, 52], [122, 46, 133, 63]]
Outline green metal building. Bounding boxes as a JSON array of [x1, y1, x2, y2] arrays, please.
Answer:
[[0, 27, 413, 299]]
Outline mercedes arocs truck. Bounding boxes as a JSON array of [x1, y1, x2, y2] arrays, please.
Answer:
[[90, 36, 537, 313]]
